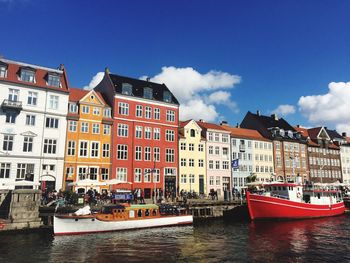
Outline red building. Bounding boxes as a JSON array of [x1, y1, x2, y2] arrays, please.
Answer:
[[95, 69, 179, 199]]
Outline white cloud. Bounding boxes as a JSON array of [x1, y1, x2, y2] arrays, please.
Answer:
[[272, 104, 296, 117], [83, 72, 104, 90], [298, 82, 350, 133], [145, 66, 241, 121]]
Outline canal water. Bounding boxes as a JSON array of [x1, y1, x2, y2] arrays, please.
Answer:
[[1, 214, 349, 262]]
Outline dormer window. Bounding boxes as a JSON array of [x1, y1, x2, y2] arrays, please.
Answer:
[[122, 83, 132, 95], [47, 73, 61, 87], [0, 64, 7, 78], [287, 130, 293, 138], [143, 87, 153, 99], [69, 103, 78, 113], [279, 129, 285, 137], [163, 91, 172, 103], [20, 68, 35, 83]]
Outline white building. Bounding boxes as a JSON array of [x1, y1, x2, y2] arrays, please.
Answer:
[[340, 135, 350, 185], [0, 58, 69, 191]]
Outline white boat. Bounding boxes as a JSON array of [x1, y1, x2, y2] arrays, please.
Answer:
[[54, 203, 193, 235]]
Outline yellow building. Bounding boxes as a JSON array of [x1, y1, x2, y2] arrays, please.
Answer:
[[178, 120, 207, 195], [63, 88, 113, 193]]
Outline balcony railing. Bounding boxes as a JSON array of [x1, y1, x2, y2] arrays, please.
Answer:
[[239, 144, 246, 152], [1, 99, 23, 111]]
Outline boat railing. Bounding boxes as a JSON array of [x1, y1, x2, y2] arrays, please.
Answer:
[[271, 194, 290, 200]]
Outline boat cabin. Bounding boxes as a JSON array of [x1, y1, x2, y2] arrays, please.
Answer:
[[97, 204, 160, 221], [263, 183, 303, 202]]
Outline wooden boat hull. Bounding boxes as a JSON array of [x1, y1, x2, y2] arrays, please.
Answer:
[[246, 191, 345, 220], [54, 215, 193, 235]]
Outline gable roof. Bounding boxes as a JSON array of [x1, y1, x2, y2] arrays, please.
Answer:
[[107, 73, 179, 105], [0, 58, 69, 93], [221, 126, 270, 141], [69, 88, 110, 106], [196, 121, 230, 132]]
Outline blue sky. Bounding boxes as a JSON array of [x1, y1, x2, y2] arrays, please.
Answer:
[[2, 0, 350, 132]]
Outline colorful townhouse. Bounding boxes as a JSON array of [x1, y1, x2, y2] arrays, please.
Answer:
[[241, 111, 309, 182], [221, 123, 274, 191], [63, 88, 113, 192], [295, 126, 342, 183], [197, 120, 231, 198], [178, 120, 207, 195], [0, 58, 69, 191], [340, 134, 350, 184], [95, 69, 179, 199]]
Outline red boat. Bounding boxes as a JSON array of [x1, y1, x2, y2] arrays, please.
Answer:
[[246, 182, 345, 220]]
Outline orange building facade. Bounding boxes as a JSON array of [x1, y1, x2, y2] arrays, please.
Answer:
[[63, 88, 113, 193]]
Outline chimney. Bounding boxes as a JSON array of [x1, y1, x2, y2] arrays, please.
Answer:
[[296, 124, 301, 128], [271, 113, 278, 121], [105, 67, 110, 74], [198, 119, 205, 123], [220, 120, 228, 126], [342, 132, 347, 137], [146, 77, 150, 82], [257, 110, 261, 116], [236, 123, 240, 128], [59, 64, 65, 71]]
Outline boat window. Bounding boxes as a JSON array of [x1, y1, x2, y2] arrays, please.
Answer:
[[129, 210, 135, 218], [282, 187, 286, 191], [317, 193, 321, 199], [273, 187, 277, 191], [138, 210, 142, 217], [278, 187, 281, 191], [152, 209, 157, 216], [145, 209, 150, 216]]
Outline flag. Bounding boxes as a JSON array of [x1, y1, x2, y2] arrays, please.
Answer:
[[232, 159, 239, 168]]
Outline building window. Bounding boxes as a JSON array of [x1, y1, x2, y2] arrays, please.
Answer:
[[153, 169, 160, 183], [0, 163, 10, 178], [166, 130, 175, 141], [166, 110, 175, 122], [45, 117, 59, 128], [102, 143, 110, 158], [16, 163, 34, 180], [8, 88, 19, 102], [199, 159, 204, 167], [181, 158, 187, 167], [82, 105, 89, 114], [145, 106, 152, 119], [164, 168, 176, 176], [180, 143, 186, 150], [189, 143, 194, 151], [223, 161, 229, 170], [25, 115, 36, 126], [93, 107, 100, 115], [101, 168, 109, 180], [216, 177, 221, 186], [145, 127, 151, 139], [144, 169, 151, 182], [208, 132, 213, 141], [47, 74, 60, 87], [189, 174, 195, 184], [79, 122, 89, 133], [181, 174, 187, 184], [117, 145, 128, 160], [20, 69, 35, 83], [209, 176, 214, 185], [78, 167, 88, 180], [66, 166, 74, 179], [27, 91, 37, 106], [89, 167, 98, 180], [214, 133, 220, 142], [49, 95, 59, 110], [0, 65, 7, 78], [163, 91, 172, 103], [135, 146, 142, 161], [5, 111, 17, 124], [223, 147, 229, 156], [154, 147, 160, 162], [209, 146, 213, 155], [136, 105, 143, 117], [189, 159, 194, 167], [154, 108, 160, 120], [43, 139, 57, 154], [23, 136, 33, 152], [92, 123, 100, 134], [90, 142, 99, 158], [69, 103, 78, 113], [116, 168, 127, 182], [122, 83, 132, 95], [68, 121, 77, 132], [134, 168, 142, 182], [3, 135, 14, 151], [190, 129, 195, 137], [103, 124, 111, 135], [154, 128, 160, 140], [165, 148, 175, 163], [144, 147, 151, 161], [67, 141, 76, 156], [79, 141, 88, 157], [117, 124, 128, 137], [104, 108, 111, 118], [143, 87, 153, 99], [215, 161, 220, 169], [135, 126, 142, 138], [118, 102, 129, 115], [222, 134, 229, 143]]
